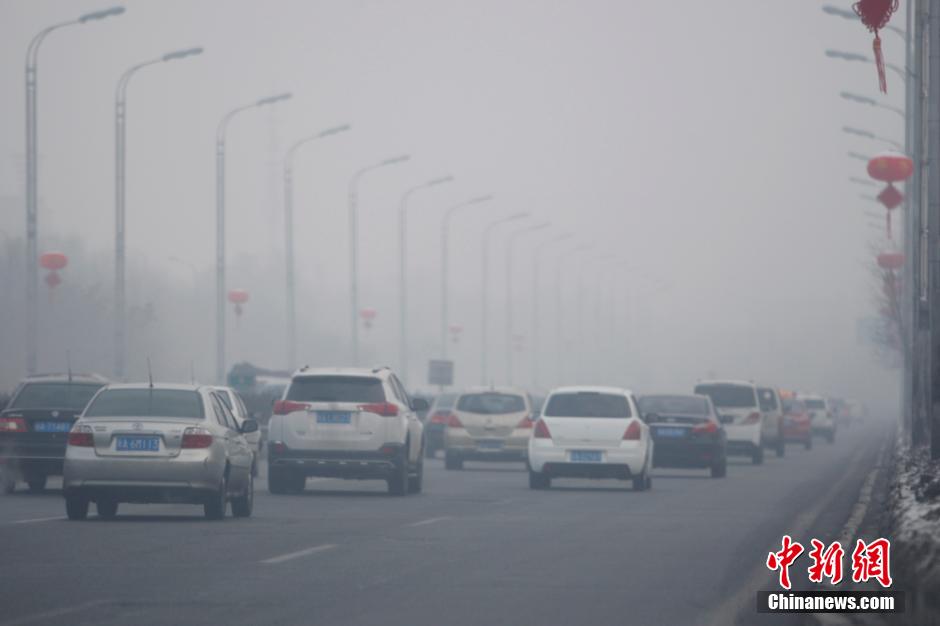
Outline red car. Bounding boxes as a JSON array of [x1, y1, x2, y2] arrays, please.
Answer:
[[781, 397, 812, 450]]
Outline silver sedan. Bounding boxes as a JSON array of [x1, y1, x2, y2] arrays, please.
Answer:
[[63, 383, 256, 521]]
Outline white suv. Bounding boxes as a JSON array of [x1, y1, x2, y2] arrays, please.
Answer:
[[693, 380, 783, 465], [266, 367, 426, 496], [799, 393, 836, 444]]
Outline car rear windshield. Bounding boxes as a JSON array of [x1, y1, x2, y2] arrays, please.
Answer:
[[84, 389, 205, 419], [432, 394, 457, 411], [286, 376, 385, 403], [638, 395, 708, 416], [11, 383, 103, 411], [757, 388, 778, 411], [783, 399, 806, 413], [456, 393, 526, 415], [804, 399, 826, 410], [693, 384, 757, 409], [543, 392, 631, 418]]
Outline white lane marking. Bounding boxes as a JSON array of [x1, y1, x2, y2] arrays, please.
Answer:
[[406, 516, 451, 527], [8, 516, 66, 525], [838, 441, 887, 544], [0, 600, 110, 626], [261, 543, 337, 565]]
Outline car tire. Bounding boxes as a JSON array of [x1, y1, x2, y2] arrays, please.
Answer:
[[96, 499, 118, 520], [268, 466, 289, 495], [287, 471, 306, 495], [632, 470, 651, 492], [387, 448, 409, 496], [204, 476, 228, 520], [776, 438, 785, 458], [65, 495, 89, 521], [752, 445, 764, 465], [408, 454, 424, 494], [232, 473, 254, 518], [27, 474, 47, 494], [528, 470, 551, 490], [710, 457, 727, 478], [444, 451, 463, 471], [804, 437, 813, 451]]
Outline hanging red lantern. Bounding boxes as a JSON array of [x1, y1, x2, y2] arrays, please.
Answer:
[[877, 251, 904, 271], [867, 152, 913, 183], [360, 307, 377, 329], [39, 251, 68, 271], [44, 271, 62, 289], [228, 288, 250, 317], [853, 0, 900, 93], [877, 184, 904, 210]]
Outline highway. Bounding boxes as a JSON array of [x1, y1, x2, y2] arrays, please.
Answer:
[[0, 418, 890, 626]]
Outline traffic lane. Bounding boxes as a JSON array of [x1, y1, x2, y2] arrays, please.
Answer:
[[0, 420, 889, 626]]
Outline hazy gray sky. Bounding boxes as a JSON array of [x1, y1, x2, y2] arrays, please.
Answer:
[[0, 1, 907, 408]]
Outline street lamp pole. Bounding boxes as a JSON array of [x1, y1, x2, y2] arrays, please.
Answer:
[[480, 213, 528, 385], [398, 176, 454, 384], [348, 155, 410, 366], [216, 92, 292, 383], [440, 195, 493, 358], [532, 233, 572, 389], [840, 91, 907, 119], [504, 222, 549, 385], [24, 5, 125, 375], [842, 125, 904, 150], [114, 46, 202, 380], [283, 124, 350, 370]]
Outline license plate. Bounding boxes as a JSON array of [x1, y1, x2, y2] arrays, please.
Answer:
[[317, 412, 351, 425], [116, 436, 160, 452], [569, 450, 602, 463], [655, 427, 687, 438], [33, 421, 72, 433], [477, 439, 503, 450]]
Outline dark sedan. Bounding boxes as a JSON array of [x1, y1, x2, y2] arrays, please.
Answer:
[[638, 394, 727, 478]]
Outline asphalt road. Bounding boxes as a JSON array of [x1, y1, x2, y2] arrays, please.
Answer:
[[0, 418, 891, 626]]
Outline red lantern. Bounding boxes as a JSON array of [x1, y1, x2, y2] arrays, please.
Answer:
[[867, 152, 913, 183], [877, 251, 904, 271], [44, 271, 62, 289], [449, 323, 463, 344], [853, 0, 900, 93], [228, 288, 250, 317], [39, 251, 67, 271], [360, 307, 377, 329]]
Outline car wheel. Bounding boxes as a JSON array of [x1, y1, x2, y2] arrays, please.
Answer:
[[232, 473, 254, 518], [251, 452, 259, 478], [287, 471, 306, 494], [710, 457, 727, 478], [204, 476, 228, 520], [632, 470, 651, 491], [387, 448, 409, 496], [528, 470, 551, 490], [268, 466, 288, 494], [444, 450, 463, 470], [776, 438, 785, 458], [96, 499, 119, 520], [752, 445, 764, 465], [408, 454, 424, 494], [26, 474, 47, 494], [804, 437, 813, 451], [65, 495, 89, 521]]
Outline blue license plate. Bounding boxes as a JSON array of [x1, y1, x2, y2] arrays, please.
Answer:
[[477, 439, 503, 450], [33, 421, 72, 433], [116, 436, 160, 452], [655, 427, 687, 438], [570, 450, 602, 463], [317, 412, 351, 425]]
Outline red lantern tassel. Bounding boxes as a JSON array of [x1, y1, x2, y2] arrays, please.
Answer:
[[887, 211, 892, 240], [873, 33, 887, 93]]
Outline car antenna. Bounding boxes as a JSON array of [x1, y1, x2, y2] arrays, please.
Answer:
[[67, 350, 72, 384], [190, 359, 195, 385], [147, 356, 154, 416]]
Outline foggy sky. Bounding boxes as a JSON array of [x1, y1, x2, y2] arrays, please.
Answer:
[[0, 1, 907, 412]]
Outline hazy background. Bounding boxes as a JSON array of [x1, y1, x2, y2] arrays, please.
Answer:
[[0, 1, 904, 413]]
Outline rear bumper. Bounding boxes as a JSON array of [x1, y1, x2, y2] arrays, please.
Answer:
[[528, 441, 647, 476], [540, 462, 634, 479], [652, 439, 723, 469], [268, 445, 403, 479], [725, 440, 760, 457], [63, 483, 217, 504], [0, 438, 67, 473], [63, 450, 223, 495]]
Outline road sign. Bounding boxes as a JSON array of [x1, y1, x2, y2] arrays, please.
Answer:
[[428, 359, 454, 386]]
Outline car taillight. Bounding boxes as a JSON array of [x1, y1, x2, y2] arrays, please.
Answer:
[[743, 412, 761, 424], [273, 400, 308, 415], [67, 424, 93, 447], [623, 420, 642, 440], [446, 414, 464, 428], [181, 427, 213, 449], [270, 441, 288, 455], [534, 419, 552, 439], [516, 416, 534, 429], [693, 421, 719, 435], [359, 402, 399, 417], [0, 416, 27, 433], [430, 412, 453, 424]]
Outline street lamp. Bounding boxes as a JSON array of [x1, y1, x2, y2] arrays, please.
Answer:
[[825, 50, 911, 80], [842, 125, 903, 150], [840, 91, 907, 118], [531, 233, 572, 389], [554, 244, 592, 385], [348, 155, 410, 365], [440, 195, 493, 359], [848, 151, 872, 162], [504, 222, 549, 385], [283, 123, 351, 370], [850, 176, 879, 187], [480, 213, 528, 384], [114, 46, 203, 380], [399, 175, 454, 384], [215, 92, 292, 383], [24, 5, 125, 374]]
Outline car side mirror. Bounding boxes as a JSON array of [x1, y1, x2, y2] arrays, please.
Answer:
[[240, 419, 259, 434], [411, 398, 430, 412]]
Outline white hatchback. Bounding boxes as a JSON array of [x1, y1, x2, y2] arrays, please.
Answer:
[[527, 386, 652, 491]]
